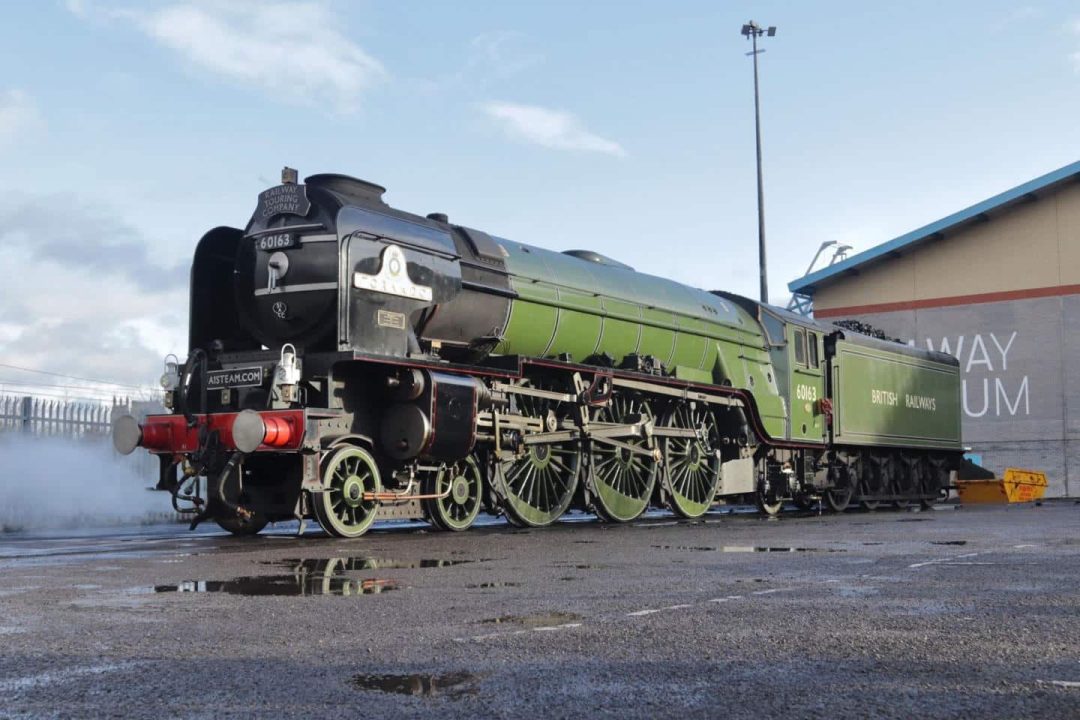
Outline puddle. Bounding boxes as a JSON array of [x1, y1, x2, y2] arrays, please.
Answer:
[[154, 576, 399, 597], [465, 582, 520, 589], [153, 557, 415, 597], [480, 611, 582, 627], [862, 542, 884, 546], [930, 540, 968, 546], [897, 518, 933, 523], [350, 671, 481, 699], [651, 545, 845, 553]]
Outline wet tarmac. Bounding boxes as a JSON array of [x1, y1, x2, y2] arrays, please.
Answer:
[[1, 503, 1079, 718]]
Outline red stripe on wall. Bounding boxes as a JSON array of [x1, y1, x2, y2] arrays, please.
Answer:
[[814, 283, 1080, 318]]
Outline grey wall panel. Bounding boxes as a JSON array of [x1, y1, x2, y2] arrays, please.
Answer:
[[1061, 295, 1080, 440]]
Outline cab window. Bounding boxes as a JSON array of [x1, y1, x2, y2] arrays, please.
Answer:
[[808, 333, 819, 369], [793, 328, 806, 366]]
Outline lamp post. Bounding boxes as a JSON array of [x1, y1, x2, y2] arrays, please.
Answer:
[[741, 20, 776, 304]]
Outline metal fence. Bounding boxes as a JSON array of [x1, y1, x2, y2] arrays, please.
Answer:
[[0, 394, 117, 436]]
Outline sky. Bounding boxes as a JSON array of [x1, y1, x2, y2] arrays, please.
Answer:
[[2, 0, 1079, 397]]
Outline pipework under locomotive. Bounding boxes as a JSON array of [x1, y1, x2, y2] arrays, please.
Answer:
[[114, 168, 964, 537]]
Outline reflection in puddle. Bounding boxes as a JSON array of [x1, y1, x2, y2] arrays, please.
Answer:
[[480, 611, 582, 627], [465, 582, 520, 589], [155, 576, 398, 596], [350, 671, 481, 698], [153, 557, 413, 597], [651, 545, 845, 553], [152, 555, 485, 597], [930, 540, 968, 546], [264, 557, 481, 570]]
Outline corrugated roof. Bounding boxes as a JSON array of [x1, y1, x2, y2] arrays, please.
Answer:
[[788, 159, 1080, 295]]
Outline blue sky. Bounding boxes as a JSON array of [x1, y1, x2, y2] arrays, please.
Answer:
[[2, 0, 1079, 393]]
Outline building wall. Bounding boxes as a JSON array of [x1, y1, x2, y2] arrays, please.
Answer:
[[813, 182, 1080, 311]]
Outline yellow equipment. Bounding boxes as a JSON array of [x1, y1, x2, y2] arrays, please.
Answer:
[[956, 468, 1048, 504]]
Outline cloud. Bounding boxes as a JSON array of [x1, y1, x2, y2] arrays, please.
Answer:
[[481, 101, 626, 157], [71, 1, 385, 112], [0, 89, 39, 147], [0, 195, 188, 387]]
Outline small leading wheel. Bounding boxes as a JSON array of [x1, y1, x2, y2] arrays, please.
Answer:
[[588, 393, 659, 522], [755, 493, 784, 517], [660, 402, 721, 519], [212, 463, 268, 536], [215, 514, 269, 536], [423, 457, 483, 531], [496, 378, 581, 527], [311, 445, 381, 538]]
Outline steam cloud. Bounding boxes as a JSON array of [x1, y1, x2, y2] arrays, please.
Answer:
[[0, 434, 166, 532]]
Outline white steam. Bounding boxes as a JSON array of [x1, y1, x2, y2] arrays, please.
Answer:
[[0, 434, 168, 532]]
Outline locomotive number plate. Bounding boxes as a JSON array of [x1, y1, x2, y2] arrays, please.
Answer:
[[206, 367, 264, 389], [256, 233, 298, 251]]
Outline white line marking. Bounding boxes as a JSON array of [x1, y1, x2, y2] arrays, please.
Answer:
[[626, 603, 692, 617], [908, 552, 982, 569], [1014, 544, 1037, 549], [533, 623, 582, 632], [0, 662, 139, 693], [751, 588, 792, 596], [1039, 680, 1080, 689]]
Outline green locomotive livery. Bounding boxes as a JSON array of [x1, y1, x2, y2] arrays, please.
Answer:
[[113, 170, 963, 537]]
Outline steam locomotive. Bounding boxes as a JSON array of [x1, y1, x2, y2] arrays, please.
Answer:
[[113, 168, 964, 537]]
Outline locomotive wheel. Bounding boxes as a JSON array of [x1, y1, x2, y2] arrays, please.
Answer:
[[588, 393, 658, 522], [422, 457, 483, 532], [311, 445, 381, 538], [496, 378, 581, 527], [660, 402, 721, 518]]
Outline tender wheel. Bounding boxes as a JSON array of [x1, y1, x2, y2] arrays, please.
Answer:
[[496, 378, 581, 527], [892, 455, 917, 509], [858, 455, 883, 511], [423, 457, 483, 531], [311, 445, 381, 538], [824, 465, 856, 513], [919, 457, 941, 510], [588, 393, 659, 522], [660, 402, 721, 518]]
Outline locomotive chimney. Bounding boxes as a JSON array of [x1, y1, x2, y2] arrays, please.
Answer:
[[426, 212, 449, 224], [281, 166, 299, 185]]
